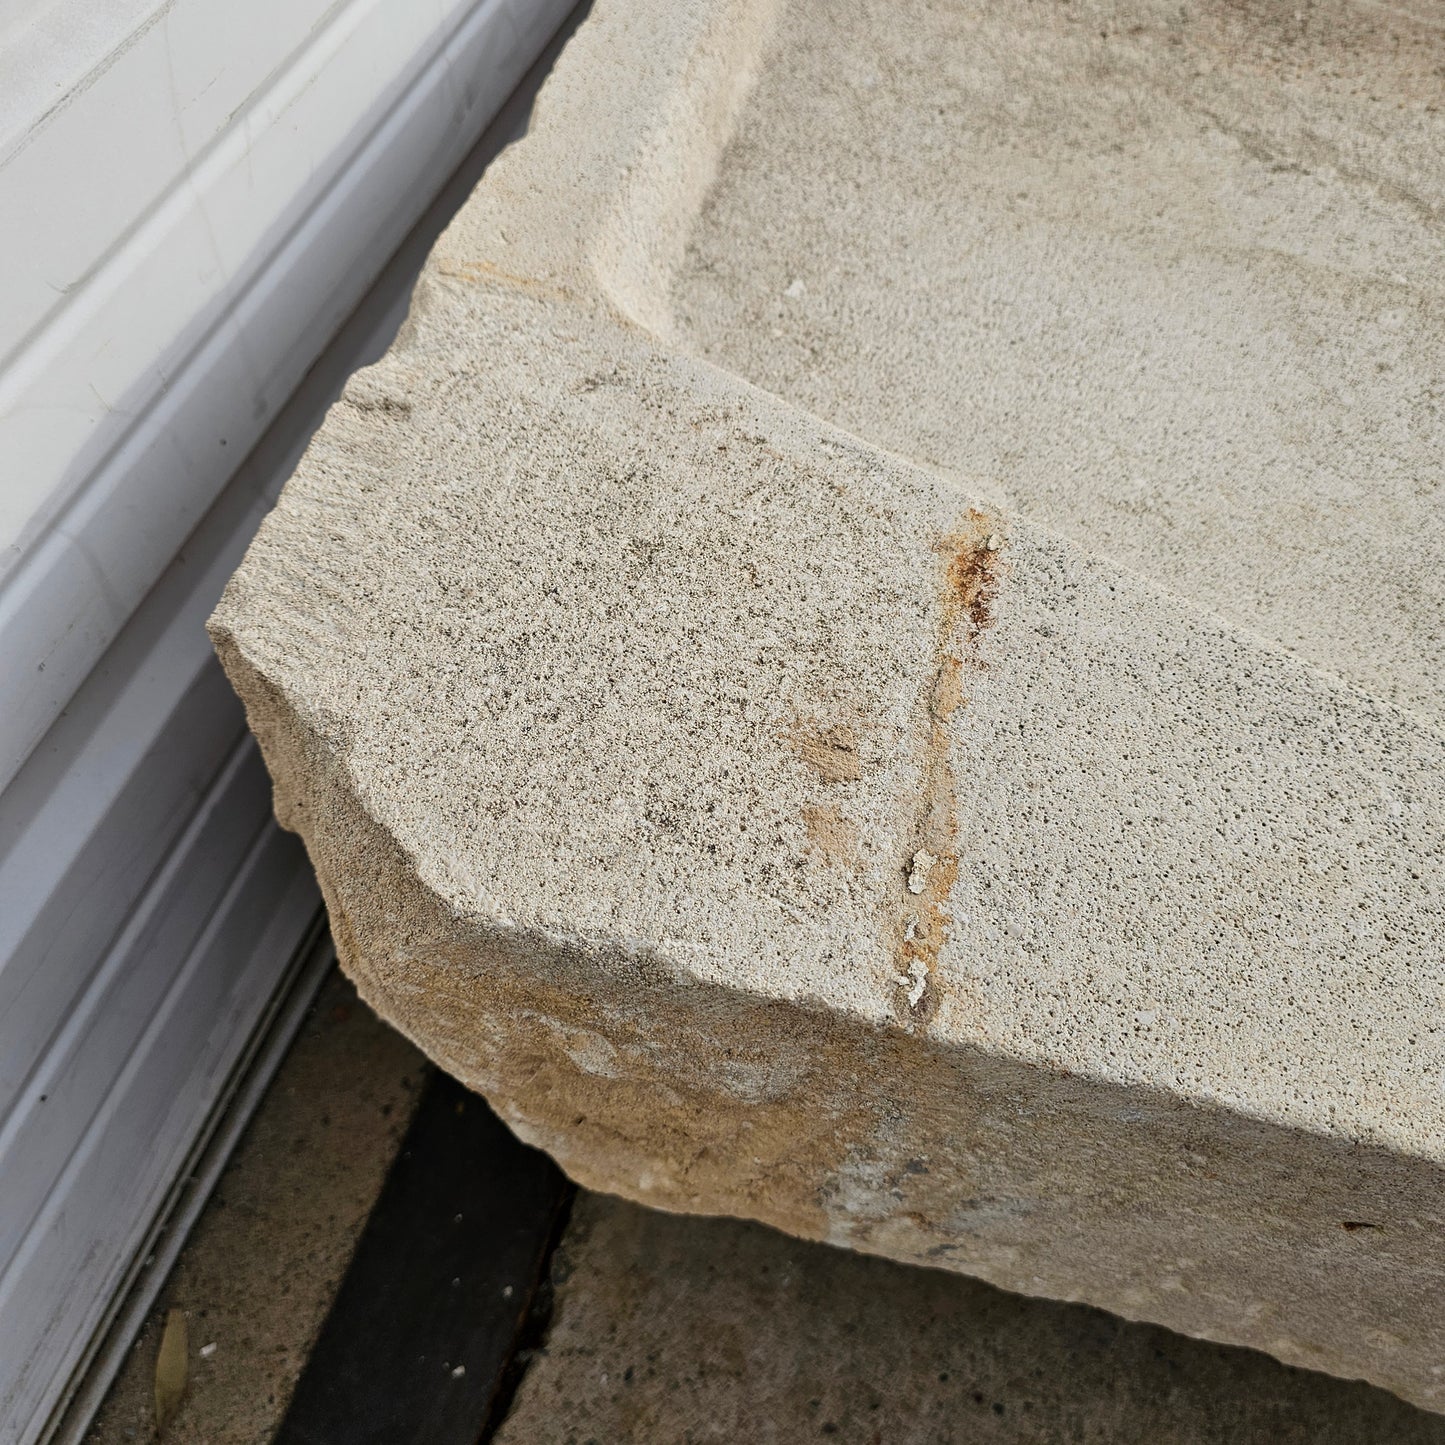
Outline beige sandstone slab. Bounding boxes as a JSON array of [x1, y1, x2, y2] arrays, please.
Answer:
[[211, 0, 1445, 1411]]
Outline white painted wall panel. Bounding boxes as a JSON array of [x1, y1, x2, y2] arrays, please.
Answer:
[[0, 3, 575, 1439], [0, 806, 319, 1440], [0, 0, 574, 790]]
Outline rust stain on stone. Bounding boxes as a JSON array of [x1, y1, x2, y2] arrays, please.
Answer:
[[793, 723, 864, 783], [940, 517, 1003, 637], [892, 511, 1005, 1025], [803, 803, 860, 866]]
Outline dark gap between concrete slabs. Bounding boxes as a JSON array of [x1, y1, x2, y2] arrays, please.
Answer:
[[272, 1070, 573, 1445]]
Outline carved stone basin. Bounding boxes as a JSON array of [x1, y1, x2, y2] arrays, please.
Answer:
[[211, 0, 1445, 1408]]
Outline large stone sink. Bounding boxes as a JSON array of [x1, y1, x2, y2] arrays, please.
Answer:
[[211, 0, 1445, 1409]]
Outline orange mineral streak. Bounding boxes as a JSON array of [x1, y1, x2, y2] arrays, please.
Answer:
[[894, 512, 1005, 1023], [792, 722, 864, 784]]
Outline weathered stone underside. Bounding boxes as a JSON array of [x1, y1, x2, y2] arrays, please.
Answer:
[[212, 0, 1445, 1411]]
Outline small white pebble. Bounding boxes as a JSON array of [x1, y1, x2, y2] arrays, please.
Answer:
[[199, 1342, 217, 1359], [1134, 1010, 1157, 1026], [451, 1365, 466, 1379], [984, 533, 1002, 552], [502, 1284, 514, 1299], [784, 278, 807, 299]]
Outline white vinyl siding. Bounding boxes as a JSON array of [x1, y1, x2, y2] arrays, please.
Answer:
[[0, 2, 573, 1438]]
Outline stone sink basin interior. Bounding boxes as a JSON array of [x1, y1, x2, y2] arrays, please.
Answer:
[[673, 0, 1444, 719]]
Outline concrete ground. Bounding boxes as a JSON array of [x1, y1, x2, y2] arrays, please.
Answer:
[[86, 971, 427, 1444], [498, 1191, 1445, 1445], [82, 971, 1445, 1443]]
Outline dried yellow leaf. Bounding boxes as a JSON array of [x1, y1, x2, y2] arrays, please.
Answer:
[[154, 1307, 188, 1434]]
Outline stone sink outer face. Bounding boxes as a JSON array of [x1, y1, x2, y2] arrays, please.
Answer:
[[211, 0, 1445, 1411]]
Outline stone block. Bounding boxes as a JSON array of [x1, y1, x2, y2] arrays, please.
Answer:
[[212, 0, 1445, 1408]]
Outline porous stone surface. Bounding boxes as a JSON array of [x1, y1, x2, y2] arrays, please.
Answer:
[[675, 0, 1445, 722], [211, 0, 1445, 1411]]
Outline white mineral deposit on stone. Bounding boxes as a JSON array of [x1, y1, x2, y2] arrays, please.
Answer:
[[905, 960, 928, 1010], [906, 851, 936, 896]]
